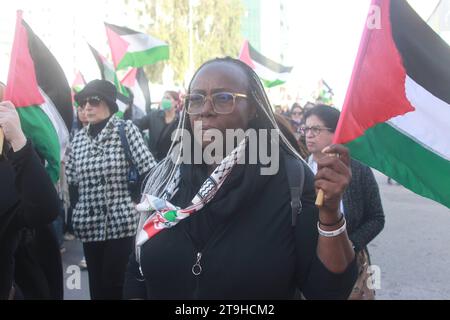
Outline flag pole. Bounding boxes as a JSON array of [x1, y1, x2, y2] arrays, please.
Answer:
[[315, 153, 338, 207], [0, 129, 4, 154]]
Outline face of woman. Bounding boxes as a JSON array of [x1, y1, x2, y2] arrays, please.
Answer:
[[161, 92, 176, 111], [77, 107, 89, 127], [188, 62, 255, 150], [291, 107, 303, 123], [304, 114, 334, 156], [81, 97, 111, 124]]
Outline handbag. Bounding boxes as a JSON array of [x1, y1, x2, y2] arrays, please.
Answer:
[[118, 121, 141, 203], [348, 248, 376, 300]]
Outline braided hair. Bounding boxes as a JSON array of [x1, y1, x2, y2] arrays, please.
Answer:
[[142, 57, 305, 198]]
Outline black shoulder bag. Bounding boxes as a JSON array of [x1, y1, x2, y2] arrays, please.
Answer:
[[118, 121, 141, 202]]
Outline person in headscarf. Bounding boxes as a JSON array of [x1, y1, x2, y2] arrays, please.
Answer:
[[124, 57, 357, 300]]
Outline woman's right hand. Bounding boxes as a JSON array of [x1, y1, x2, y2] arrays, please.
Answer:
[[0, 101, 27, 151]]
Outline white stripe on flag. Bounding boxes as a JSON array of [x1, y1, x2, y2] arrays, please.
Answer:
[[39, 89, 70, 160], [252, 59, 291, 83], [132, 82, 147, 114], [121, 33, 167, 52], [388, 76, 450, 161]]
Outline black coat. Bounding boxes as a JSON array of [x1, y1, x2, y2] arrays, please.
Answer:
[[124, 152, 357, 299], [0, 142, 60, 299], [134, 110, 179, 161], [344, 159, 385, 254]]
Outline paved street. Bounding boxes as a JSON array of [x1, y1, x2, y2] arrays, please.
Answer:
[[62, 170, 450, 300], [369, 171, 450, 299]]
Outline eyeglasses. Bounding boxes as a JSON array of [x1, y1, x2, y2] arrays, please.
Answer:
[[185, 92, 247, 115], [292, 112, 303, 116], [79, 96, 102, 109], [300, 125, 332, 136]]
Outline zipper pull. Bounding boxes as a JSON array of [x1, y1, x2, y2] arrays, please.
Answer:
[[192, 252, 203, 276], [137, 265, 146, 282]]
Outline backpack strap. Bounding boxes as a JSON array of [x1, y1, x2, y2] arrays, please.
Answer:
[[118, 121, 135, 168], [283, 152, 305, 227]]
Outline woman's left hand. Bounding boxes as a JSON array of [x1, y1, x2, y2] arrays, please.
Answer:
[[314, 144, 352, 216], [0, 101, 27, 152]]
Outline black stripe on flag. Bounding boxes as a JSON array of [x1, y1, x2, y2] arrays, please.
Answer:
[[23, 21, 73, 131], [136, 68, 151, 113], [105, 22, 139, 36], [88, 44, 106, 80], [248, 42, 293, 74], [391, 0, 450, 105]]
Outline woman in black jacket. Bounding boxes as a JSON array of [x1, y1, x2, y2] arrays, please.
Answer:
[[303, 104, 385, 299], [124, 57, 357, 300], [133, 91, 180, 161], [0, 100, 60, 300]]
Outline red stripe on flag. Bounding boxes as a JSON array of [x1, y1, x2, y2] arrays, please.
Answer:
[[238, 40, 256, 69], [106, 24, 130, 69], [121, 68, 137, 88], [334, 0, 414, 144], [4, 11, 44, 108]]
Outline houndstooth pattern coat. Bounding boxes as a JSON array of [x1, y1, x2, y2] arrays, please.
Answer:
[[66, 115, 156, 243]]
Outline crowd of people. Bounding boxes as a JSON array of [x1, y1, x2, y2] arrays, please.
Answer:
[[0, 56, 385, 300]]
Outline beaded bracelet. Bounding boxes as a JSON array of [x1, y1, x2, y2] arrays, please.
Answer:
[[319, 213, 344, 227]]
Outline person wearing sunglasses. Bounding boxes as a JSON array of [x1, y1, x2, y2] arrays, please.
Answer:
[[124, 58, 357, 300], [303, 104, 385, 300], [66, 80, 156, 299]]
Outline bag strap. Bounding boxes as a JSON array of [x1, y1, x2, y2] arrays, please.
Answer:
[[283, 152, 305, 227], [118, 121, 136, 169]]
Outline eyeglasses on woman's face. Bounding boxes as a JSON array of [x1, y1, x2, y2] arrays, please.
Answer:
[[79, 96, 102, 109], [300, 125, 332, 137], [185, 92, 247, 115]]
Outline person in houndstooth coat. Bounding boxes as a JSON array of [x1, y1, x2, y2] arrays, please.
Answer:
[[66, 80, 156, 300]]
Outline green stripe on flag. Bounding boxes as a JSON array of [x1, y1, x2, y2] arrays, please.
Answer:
[[117, 45, 169, 70], [262, 79, 286, 88], [347, 122, 450, 208], [17, 106, 60, 182]]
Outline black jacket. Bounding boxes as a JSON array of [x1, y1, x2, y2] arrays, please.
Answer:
[[344, 159, 385, 254], [0, 142, 60, 299], [134, 110, 179, 161], [124, 152, 357, 299]]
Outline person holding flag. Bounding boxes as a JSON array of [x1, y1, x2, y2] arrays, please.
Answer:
[[124, 57, 357, 300], [0, 93, 60, 300]]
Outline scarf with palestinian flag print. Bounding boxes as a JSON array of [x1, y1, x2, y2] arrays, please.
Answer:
[[136, 137, 248, 248]]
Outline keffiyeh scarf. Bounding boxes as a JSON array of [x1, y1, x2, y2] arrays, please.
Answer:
[[136, 137, 248, 248]]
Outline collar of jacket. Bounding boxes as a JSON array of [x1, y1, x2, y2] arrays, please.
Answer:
[[85, 115, 120, 144]]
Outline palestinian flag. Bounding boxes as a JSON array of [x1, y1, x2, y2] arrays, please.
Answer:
[[105, 23, 169, 70], [88, 44, 130, 116], [72, 71, 86, 94], [4, 11, 72, 182], [335, 0, 450, 208], [239, 40, 293, 88], [121, 68, 151, 114], [71, 71, 86, 107]]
